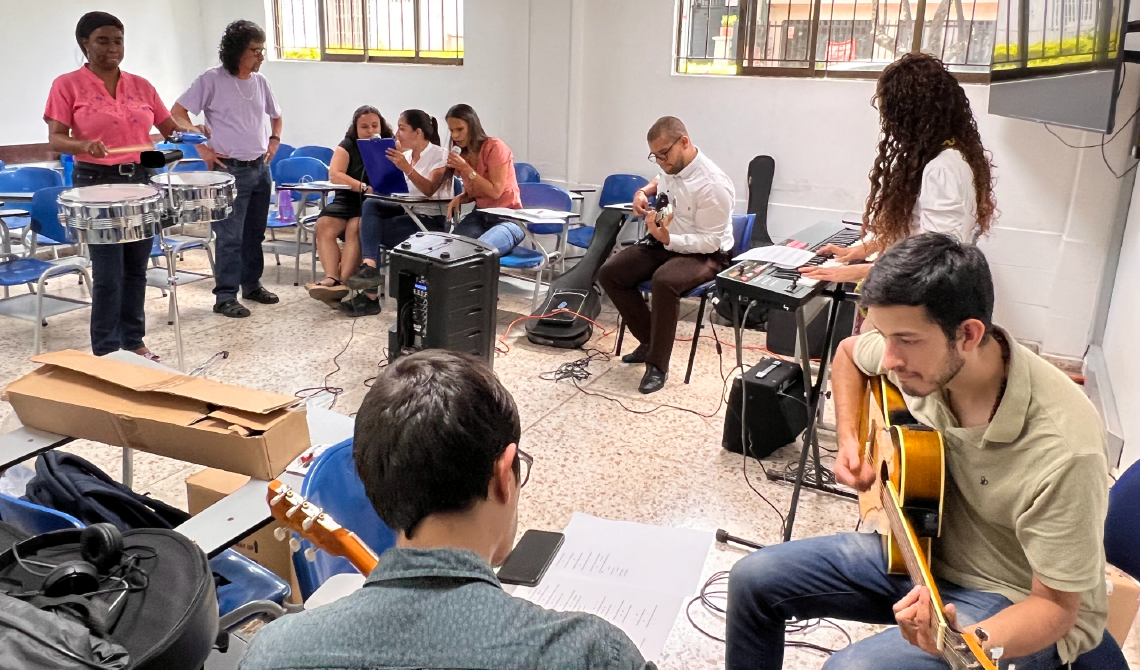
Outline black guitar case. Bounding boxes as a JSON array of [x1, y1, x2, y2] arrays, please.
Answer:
[[526, 207, 626, 348], [716, 155, 776, 328]]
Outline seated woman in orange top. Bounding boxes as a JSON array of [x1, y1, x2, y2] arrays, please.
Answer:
[[443, 104, 524, 255]]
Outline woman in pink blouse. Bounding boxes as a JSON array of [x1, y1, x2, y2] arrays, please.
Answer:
[[443, 104, 525, 256], [44, 11, 196, 359]]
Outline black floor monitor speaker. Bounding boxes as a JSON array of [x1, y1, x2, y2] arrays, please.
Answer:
[[722, 358, 809, 460], [388, 232, 499, 365]]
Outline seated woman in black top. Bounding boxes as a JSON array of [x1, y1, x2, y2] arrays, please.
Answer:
[[306, 105, 398, 306]]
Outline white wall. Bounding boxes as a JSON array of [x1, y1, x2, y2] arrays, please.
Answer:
[[558, 0, 1140, 360], [1102, 166, 1140, 470], [0, 0, 206, 146], [193, 0, 530, 154]]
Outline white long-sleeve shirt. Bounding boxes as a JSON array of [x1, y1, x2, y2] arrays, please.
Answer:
[[910, 148, 978, 243], [656, 148, 735, 254]]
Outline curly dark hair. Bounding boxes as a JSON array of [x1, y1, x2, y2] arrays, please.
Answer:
[[864, 53, 997, 248], [219, 20, 266, 75], [344, 105, 393, 142]]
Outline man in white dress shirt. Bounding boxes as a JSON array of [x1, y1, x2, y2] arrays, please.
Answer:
[[598, 117, 735, 394]]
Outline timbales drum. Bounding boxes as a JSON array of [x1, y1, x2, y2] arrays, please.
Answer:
[[151, 171, 236, 225], [57, 184, 164, 245]]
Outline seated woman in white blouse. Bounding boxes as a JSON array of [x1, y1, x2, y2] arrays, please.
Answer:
[[340, 109, 453, 316], [801, 53, 997, 284]]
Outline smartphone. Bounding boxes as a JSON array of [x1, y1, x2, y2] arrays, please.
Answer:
[[496, 530, 565, 587]]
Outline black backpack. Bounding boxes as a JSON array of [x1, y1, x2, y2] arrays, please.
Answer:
[[0, 523, 217, 670], [24, 452, 191, 531]]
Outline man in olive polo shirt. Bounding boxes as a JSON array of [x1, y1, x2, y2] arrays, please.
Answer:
[[724, 233, 1126, 670]]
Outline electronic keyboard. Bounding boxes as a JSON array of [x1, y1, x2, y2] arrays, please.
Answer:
[[715, 221, 862, 312]]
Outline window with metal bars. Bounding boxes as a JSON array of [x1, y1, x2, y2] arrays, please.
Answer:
[[675, 0, 997, 79], [275, 0, 463, 63]]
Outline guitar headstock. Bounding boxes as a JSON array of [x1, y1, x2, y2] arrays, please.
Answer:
[[266, 479, 358, 564]]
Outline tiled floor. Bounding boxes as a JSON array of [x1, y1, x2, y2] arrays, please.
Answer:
[[0, 243, 1135, 669]]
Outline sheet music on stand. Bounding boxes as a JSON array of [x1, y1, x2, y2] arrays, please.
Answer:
[[513, 513, 713, 661]]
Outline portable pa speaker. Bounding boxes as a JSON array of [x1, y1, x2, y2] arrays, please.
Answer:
[[722, 358, 809, 460]]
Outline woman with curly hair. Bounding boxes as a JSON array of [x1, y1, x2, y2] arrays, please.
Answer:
[[801, 53, 996, 283], [171, 20, 284, 318]]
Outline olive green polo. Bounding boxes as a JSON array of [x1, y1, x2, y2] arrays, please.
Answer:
[[854, 326, 1108, 663]]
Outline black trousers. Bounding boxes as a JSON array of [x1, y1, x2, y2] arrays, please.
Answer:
[[73, 163, 153, 356], [598, 243, 730, 371]]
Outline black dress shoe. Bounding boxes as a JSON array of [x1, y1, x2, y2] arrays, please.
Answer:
[[213, 300, 250, 318], [345, 264, 383, 290], [621, 343, 649, 364], [638, 364, 668, 394], [242, 287, 279, 304]]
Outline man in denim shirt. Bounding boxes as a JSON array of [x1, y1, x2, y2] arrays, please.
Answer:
[[240, 350, 651, 670]]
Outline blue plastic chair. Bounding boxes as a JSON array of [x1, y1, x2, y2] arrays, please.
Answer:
[[518, 182, 576, 277], [514, 162, 541, 184], [0, 168, 65, 241], [0, 491, 289, 616], [0, 159, 5, 170], [291, 145, 334, 165], [59, 155, 74, 186], [269, 143, 296, 179], [567, 173, 650, 251], [614, 213, 755, 384], [294, 439, 397, 600], [1106, 459, 1140, 580], [266, 156, 326, 285], [0, 187, 93, 353]]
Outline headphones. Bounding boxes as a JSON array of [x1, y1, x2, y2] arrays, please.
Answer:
[[25, 524, 124, 598]]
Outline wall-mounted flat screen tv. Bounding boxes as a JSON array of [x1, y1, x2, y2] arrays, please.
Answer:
[[988, 0, 1130, 132]]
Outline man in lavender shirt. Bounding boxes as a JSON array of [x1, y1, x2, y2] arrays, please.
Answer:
[[172, 20, 283, 318]]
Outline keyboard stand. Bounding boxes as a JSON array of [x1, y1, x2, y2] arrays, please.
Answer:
[[729, 286, 858, 542]]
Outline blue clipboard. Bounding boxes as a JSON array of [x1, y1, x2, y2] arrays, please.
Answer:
[[356, 137, 409, 195]]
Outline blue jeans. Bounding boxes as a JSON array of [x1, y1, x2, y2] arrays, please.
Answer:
[[725, 532, 1126, 670], [358, 202, 445, 262], [211, 160, 272, 302], [453, 210, 525, 256]]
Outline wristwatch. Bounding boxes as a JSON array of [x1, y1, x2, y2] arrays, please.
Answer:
[[467, 170, 478, 181], [269, 135, 281, 142]]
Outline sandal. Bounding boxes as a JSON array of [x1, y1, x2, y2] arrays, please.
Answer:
[[213, 299, 251, 318], [307, 278, 349, 304]]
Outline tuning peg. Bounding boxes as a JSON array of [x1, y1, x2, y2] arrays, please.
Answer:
[[304, 547, 317, 562], [289, 537, 301, 553], [286, 503, 301, 518], [274, 527, 287, 541], [270, 490, 286, 506], [302, 516, 314, 531]]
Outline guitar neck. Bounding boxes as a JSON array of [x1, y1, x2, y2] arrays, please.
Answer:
[[337, 529, 380, 575], [880, 481, 996, 670]]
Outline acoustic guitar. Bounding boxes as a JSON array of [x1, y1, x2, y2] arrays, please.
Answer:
[[859, 376, 999, 670], [266, 479, 379, 576]]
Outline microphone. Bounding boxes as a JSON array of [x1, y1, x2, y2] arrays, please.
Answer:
[[139, 149, 184, 169], [451, 146, 462, 156]]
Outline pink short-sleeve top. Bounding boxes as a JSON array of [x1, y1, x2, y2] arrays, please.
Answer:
[[44, 66, 171, 165]]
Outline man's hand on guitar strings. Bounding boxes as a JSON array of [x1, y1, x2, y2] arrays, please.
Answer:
[[893, 585, 960, 656], [833, 446, 875, 492]]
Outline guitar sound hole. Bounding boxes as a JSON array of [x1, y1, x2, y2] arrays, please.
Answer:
[[904, 506, 940, 538]]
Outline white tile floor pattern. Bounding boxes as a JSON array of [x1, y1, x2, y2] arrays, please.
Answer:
[[0, 245, 1135, 670]]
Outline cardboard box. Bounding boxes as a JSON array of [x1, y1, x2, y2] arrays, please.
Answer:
[[187, 468, 302, 604], [2, 350, 310, 480], [1107, 565, 1140, 645]]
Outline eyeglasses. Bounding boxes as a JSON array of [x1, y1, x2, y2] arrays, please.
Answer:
[[516, 448, 533, 488], [248, 47, 267, 56], [648, 137, 682, 163]]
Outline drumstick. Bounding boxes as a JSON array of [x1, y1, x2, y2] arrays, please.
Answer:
[[106, 144, 159, 154]]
